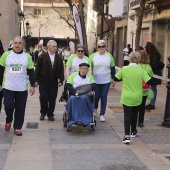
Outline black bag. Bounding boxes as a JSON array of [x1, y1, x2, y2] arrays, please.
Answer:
[[75, 84, 92, 97]]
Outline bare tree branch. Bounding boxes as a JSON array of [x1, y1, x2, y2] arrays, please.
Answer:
[[51, 1, 75, 30]]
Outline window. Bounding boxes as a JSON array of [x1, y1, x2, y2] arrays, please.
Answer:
[[34, 9, 46, 16]]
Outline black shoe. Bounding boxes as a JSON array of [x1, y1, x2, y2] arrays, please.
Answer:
[[48, 116, 54, 121], [146, 104, 155, 110], [138, 123, 144, 127], [40, 115, 45, 121], [123, 135, 130, 144], [131, 130, 138, 138]]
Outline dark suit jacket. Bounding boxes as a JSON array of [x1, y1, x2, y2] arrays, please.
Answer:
[[35, 52, 64, 83]]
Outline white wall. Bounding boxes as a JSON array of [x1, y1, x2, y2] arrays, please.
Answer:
[[24, 6, 75, 39], [0, 0, 20, 51], [109, 0, 124, 17]]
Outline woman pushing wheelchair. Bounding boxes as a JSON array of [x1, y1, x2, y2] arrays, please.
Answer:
[[64, 63, 95, 129]]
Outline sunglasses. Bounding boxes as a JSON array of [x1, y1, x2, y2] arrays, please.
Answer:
[[77, 50, 84, 53], [98, 46, 106, 49]]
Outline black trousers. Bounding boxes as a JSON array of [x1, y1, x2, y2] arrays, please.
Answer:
[[123, 104, 139, 135], [0, 90, 3, 112], [138, 96, 147, 123], [3, 89, 28, 130], [39, 81, 58, 117]]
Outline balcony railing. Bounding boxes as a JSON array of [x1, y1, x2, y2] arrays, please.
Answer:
[[130, 0, 140, 9]]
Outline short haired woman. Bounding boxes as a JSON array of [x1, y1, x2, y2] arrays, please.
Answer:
[[90, 40, 115, 122], [114, 52, 152, 144], [65, 44, 91, 80]]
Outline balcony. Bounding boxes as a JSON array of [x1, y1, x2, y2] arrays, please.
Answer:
[[130, 0, 140, 10], [147, 0, 170, 13]]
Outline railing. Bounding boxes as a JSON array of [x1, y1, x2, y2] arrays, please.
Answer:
[[130, 0, 139, 8]]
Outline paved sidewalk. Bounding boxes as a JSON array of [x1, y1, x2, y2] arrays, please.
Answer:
[[0, 82, 170, 170]]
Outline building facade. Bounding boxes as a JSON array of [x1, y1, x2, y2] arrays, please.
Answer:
[[23, 0, 97, 54], [128, 0, 170, 77], [23, 0, 78, 48], [0, 0, 22, 51]]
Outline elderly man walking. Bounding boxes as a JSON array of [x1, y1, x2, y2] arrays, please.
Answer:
[[0, 36, 35, 136], [35, 40, 64, 121]]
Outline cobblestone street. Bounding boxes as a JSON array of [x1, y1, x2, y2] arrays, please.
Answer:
[[0, 83, 170, 170]]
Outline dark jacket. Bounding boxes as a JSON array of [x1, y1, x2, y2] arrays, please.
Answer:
[[150, 55, 163, 85], [35, 52, 64, 83]]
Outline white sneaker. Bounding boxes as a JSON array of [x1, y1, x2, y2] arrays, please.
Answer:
[[100, 115, 105, 122], [94, 109, 97, 117]]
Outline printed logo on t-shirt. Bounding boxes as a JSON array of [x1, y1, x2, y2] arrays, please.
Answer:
[[10, 64, 23, 73]]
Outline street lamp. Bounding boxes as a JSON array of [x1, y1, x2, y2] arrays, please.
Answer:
[[25, 21, 30, 52], [67, 37, 70, 47], [18, 11, 24, 36]]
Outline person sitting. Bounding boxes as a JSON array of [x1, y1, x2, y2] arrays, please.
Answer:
[[65, 63, 95, 128]]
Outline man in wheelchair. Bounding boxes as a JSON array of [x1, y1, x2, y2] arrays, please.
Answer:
[[64, 63, 95, 128]]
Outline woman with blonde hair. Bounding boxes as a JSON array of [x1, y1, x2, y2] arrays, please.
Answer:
[[138, 50, 153, 127], [114, 52, 152, 144]]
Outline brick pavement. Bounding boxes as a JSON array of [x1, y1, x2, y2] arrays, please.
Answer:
[[0, 83, 169, 170]]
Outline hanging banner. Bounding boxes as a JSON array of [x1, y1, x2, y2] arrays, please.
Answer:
[[72, 4, 83, 45], [69, 41, 75, 53]]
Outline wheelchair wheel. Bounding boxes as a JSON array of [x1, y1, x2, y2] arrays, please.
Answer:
[[91, 124, 95, 131], [63, 111, 67, 128]]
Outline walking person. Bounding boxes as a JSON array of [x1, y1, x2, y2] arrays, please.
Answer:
[[0, 39, 4, 112], [0, 36, 35, 136], [114, 52, 151, 144], [90, 40, 115, 122], [34, 43, 45, 65], [138, 50, 153, 127], [35, 40, 64, 121], [122, 44, 133, 66], [63, 46, 72, 65], [145, 42, 165, 111], [66, 44, 91, 80]]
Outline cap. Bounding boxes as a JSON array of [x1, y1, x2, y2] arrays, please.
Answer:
[[79, 63, 90, 67]]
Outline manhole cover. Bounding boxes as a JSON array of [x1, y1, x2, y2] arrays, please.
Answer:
[[101, 164, 148, 170], [26, 122, 38, 129]]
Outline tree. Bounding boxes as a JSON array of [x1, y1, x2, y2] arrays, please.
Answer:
[[57, 0, 89, 55], [135, 0, 147, 50]]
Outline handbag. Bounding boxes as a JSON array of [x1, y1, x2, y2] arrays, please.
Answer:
[[142, 81, 151, 91], [159, 60, 165, 70], [75, 84, 92, 97]]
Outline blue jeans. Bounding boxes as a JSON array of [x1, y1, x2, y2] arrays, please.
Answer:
[[150, 85, 157, 106], [95, 82, 111, 115]]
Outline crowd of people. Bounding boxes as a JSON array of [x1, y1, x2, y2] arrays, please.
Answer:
[[0, 36, 165, 145]]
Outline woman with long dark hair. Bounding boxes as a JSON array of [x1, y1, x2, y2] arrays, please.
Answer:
[[0, 39, 4, 112], [145, 42, 164, 110]]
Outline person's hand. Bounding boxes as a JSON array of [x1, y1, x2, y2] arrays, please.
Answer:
[[112, 80, 116, 87], [75, 91, 78, 96], [35, 82, 39, 88], [58, 82, 63, 87], [29, 86, 35, 96]]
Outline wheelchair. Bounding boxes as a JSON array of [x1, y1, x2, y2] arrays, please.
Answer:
[[59, 89, 96, 131]]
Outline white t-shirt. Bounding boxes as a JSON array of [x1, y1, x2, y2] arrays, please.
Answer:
[[90, 53, 114, 84], [0, 51, 34, 91], [64, 50, 71, 60], [123, 48, 129, 60], [49, 53, 55, 66]]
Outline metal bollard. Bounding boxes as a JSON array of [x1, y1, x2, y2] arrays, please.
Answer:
[[162, 56, 170, 127]]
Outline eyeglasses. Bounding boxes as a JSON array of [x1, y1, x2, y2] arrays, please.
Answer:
[[77, 50, 84, 53], [98, 46, 106, 49]]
